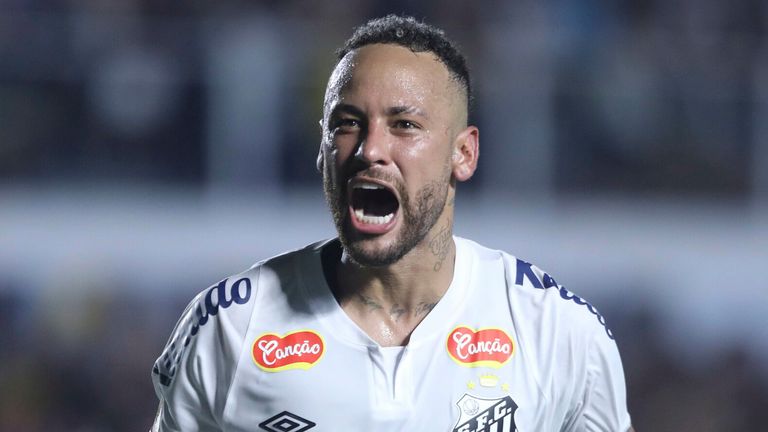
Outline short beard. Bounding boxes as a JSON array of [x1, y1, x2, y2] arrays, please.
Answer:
[[323, 170, 448, 268]]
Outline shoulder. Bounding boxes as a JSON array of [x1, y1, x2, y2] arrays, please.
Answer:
[[457, 238, 630, 428], [152, 240, 327, 388], [151, 268, 258, 389], [150, 241, 330, 427], [457, 236, 614, 342]]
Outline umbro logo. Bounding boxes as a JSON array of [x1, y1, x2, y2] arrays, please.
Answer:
[[259, 411, 316, 432]]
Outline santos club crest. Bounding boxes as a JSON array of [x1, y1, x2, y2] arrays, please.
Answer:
[[453, 393, 518, 432]]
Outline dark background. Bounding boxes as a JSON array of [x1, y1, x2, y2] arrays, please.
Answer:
[[1, 1, 767, 430]]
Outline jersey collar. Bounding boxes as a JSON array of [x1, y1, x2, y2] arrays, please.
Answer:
[[296, 236, 474, 349]]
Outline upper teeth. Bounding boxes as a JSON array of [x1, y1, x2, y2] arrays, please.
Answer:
[[354, 183, 385, 190]]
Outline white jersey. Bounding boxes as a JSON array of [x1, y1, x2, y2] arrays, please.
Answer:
[[152, 237, 631, 432]]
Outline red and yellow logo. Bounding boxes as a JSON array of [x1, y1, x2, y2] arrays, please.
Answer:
[[446, 326, 514, 368], [252, 330, 325, 372]]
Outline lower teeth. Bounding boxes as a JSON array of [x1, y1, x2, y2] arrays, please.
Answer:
[[354, 209, 393, 225]]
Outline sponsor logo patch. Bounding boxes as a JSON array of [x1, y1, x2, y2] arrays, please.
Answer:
[[453, 394, 518, 432], [252, 330, 324, 372], [447, 326, 514, 368], [259, 411, 316, 432]]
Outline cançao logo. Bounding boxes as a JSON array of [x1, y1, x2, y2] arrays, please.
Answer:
[[252, 330, 325, 372], [447, 326, 514, 368]]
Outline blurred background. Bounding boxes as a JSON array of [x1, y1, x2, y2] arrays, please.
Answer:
[[1, 0, 767, 430]]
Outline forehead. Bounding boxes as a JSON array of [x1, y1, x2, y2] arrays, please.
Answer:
[[326, 44, 456, 107]]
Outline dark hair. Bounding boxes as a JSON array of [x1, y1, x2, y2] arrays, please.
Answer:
[[336, 15, 471, 111]]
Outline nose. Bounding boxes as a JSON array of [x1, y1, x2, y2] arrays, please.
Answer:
[[354, 120, 390, 166]]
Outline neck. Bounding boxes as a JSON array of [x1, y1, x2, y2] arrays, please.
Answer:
[[329, 213, 456, 346], [340, 232, 455, 306]]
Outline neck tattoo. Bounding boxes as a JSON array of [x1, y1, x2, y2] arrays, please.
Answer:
[[358, 293, 383, 312], [429, 219, 452, 271]]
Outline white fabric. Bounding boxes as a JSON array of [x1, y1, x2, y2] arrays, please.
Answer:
[[152, 237, 631, 431]]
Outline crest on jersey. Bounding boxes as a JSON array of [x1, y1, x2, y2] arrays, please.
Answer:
[[252, 330, 325, 372], [446, 326, 515, 368], [453, 393, 518, 432]]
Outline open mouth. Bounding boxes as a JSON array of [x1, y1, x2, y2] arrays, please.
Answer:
[[349, 181, 399, 227]]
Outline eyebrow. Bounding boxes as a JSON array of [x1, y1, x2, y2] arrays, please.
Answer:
[[386, 105, 429, 119], [329, 103, 429, 120], [329, 103, 365, 119]]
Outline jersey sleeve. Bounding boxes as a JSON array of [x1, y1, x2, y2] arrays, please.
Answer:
[[151, 274, 258, 431], [569, 328, 632, 432]]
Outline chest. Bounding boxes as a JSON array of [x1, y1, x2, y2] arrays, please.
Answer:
[[221, 323, 566, 432]]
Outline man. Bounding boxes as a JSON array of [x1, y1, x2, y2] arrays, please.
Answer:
[[152, 15, 633, 431]]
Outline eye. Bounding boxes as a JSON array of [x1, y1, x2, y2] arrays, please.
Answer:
[[332, 118, 361, 134], [393, 119, 419, 129]]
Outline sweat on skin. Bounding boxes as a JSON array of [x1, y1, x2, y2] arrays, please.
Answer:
[[318, 43, 479, 347]]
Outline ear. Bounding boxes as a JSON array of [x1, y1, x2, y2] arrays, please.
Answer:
[[316, 119, 325, 173], [451, 126, 479, 182], [316, 149, 324, 173]]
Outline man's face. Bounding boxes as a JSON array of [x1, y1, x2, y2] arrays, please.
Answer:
[[320, 43, 466, 267]]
